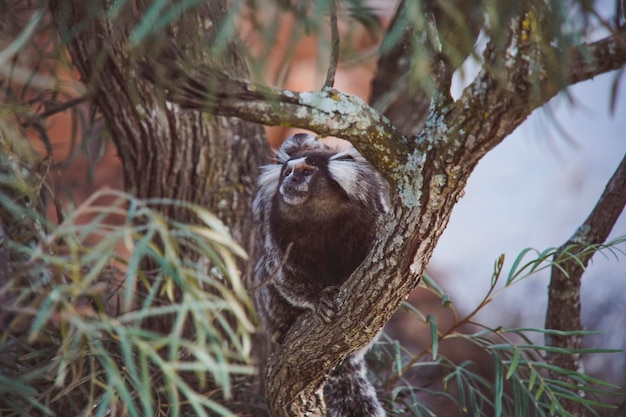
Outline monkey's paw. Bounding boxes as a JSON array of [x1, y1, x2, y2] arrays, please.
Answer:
[[317, 286, 340, 323], [270, 323, 291, 344]]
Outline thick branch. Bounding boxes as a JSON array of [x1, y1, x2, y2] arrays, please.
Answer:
[[49, 0, 268, 331], [143, 54, 408, 176], [265, 189, 454, 416], [567, 29, 626, 85], [369, 0, 432, 137], [439, 26, 626, 171], [544, 153, 626, 416], [149, 27, 626, 180]]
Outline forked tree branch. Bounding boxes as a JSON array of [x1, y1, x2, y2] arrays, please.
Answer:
[[261, 19, 626, 417]]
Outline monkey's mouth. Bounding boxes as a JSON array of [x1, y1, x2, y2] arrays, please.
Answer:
[[279, 182, 309, 205], [280, 191, 308, 205]]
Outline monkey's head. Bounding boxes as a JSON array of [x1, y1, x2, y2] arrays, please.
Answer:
[[256, 133, 389, 217], [277, 150, 358, 207]]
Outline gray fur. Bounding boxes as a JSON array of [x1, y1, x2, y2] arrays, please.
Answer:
[[253, 133, 388, 416]]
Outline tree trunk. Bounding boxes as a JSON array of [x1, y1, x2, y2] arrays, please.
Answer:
[[49, 2, 268, 335], [50, 1, 267, 248]]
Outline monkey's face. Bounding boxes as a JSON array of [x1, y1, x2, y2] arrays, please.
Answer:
[[258, 135, 388, 231], [278, 156, 322, 206]]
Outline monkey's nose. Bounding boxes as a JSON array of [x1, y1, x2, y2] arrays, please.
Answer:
[[288, 165, 314, 183]]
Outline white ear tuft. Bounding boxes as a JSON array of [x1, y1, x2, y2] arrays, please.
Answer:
[[327, 148, 367, 202], [257, 164, 281, 189]]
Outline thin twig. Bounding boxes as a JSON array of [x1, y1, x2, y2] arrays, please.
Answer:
[[323, 0, 340, 89], [21, 96, 87, 127]]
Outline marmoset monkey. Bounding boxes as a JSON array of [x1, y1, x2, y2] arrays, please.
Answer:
[[253, 133, 388, 417]]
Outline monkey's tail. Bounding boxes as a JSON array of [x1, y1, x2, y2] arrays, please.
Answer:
[[324, 353, 386, 417]]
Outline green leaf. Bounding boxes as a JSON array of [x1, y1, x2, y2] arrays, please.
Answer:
[[528, 368, 538, 392], [534, 380, 546, 401], [393, 340, 402, 375], [493, 353, 503, 417], [492, 253, 505, 287], [506, 348, 521, 379], [427, 314, 439, 360], [440, 293, 452, 308], [506, 247, 534, 284]]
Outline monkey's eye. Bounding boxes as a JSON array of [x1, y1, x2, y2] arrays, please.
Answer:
[[301, 167, 314, 176]]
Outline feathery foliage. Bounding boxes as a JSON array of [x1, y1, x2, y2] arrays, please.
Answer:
[[0, 128, 256, 416]]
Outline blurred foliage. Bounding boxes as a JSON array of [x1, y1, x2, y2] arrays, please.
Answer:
[[0, 126, 256, 416], [0, 2, 102, 199], [371, 241, 626, 417], [233, 0, 625, 93], [236, 0, 389, 86]]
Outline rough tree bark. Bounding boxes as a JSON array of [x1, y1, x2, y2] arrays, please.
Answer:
[[49, 0, 267, 250], [49, 1, 268, 336], [370, 0, 483, 135]]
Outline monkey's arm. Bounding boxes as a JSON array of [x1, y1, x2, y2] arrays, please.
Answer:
[[273, 266, 340, 324]]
